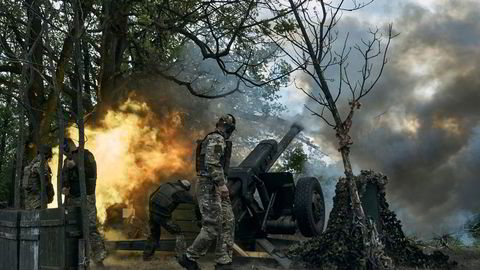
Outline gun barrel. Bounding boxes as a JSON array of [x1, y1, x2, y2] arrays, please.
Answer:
[[237, 123, 304, 174], [265, 123, 303, 171]]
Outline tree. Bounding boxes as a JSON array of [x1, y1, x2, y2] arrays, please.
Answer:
[[0, 0, 294, 157], [277, 144, 308, 174], [0, 0, 300, 210], [254, 0, 396, 267]]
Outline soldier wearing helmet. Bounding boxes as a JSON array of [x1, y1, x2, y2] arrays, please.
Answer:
[[143, 179, 194, 261], [22, 145, 54, 209], [178, 114, 236, 270]]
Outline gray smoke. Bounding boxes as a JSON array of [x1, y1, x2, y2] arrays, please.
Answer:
[[300, 1, 480, 236]]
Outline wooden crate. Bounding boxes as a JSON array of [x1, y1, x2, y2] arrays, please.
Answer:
[[162, 203, 200, 238], [0, 207, 83, 270], [0, 210, 19, 269]]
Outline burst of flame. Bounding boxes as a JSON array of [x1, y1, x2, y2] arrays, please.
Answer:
[[50, 98, 196, 222]]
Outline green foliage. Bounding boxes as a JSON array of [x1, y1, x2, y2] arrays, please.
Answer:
[[0, 0, 298, 188], [277, 145, 308, 174], [273, 18, 296, 33]]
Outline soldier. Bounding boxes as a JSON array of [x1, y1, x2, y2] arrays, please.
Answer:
[[143, 179, 194, 261], [178, 114, 236, 270], [22, 145, 55, 209], [62, 138, 107, 267]]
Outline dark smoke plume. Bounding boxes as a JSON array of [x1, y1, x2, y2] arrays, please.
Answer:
[[302, 1, 480, 236]]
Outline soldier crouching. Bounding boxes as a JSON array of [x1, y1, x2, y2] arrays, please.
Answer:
[[178, 114, 236, 270], [143, 179, 194, 261]]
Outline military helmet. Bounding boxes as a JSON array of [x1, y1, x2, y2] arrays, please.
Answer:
[[178, 179, 191, 191], [216, 114, 236, 134]]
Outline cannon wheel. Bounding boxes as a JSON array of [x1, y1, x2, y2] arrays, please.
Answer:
[[294, 177, 325, 237]]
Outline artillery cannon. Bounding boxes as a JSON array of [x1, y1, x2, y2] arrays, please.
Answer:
[[106, 123, 325, 268], [227, 123, 325, 242]]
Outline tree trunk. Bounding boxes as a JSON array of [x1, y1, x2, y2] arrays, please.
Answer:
[[74, 2, 90, 267], [38, 147, 47, 208], [98, 0, 130, 105], [340, 147, 366, 223], [0, 96, 12, 175], [56, 102, 65, 207], [23, 0, 45, 160], [288, 0, 366, 224], [14, 107, 25, 209], [38, 1, 94, 144], [83, 40, 94, 113]]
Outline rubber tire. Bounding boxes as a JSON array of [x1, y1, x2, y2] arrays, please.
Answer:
[[294, 177, 325, 237]]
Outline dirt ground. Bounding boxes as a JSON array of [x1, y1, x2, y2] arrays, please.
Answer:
[[92, 247, 480, 270], [93, 251, 280, 270]]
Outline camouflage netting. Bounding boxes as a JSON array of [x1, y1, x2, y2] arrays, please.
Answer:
[[288, 170, 456, 269], [466, 216, 480, 240]]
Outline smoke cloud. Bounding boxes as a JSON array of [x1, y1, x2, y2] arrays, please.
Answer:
[[301, 0, 480, 236], [76, 42, 300, 225]]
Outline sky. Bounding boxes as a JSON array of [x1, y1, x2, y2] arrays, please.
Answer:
[[278, 0, 480, 236]]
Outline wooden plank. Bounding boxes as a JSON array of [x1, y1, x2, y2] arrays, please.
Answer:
[[78, 239, 86, 270], [0, 208, 83, 270], [256, 238, 292, 269], [0, 210, 19, 270], [233, 243, 249, 257], [244, 251, 271, 258], [39, 208, 66, 269], [19, 210, 40, 270], [65, 207, 82, 269], [106, 239, 280, 268]]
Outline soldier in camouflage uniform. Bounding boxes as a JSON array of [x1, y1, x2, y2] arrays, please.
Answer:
[[178, 114, 236, 270], [62, 138, 107, 267], [143, 179, 194, 261], [22, 146, 55, 209]]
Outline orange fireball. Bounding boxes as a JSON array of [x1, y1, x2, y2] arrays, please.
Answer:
[[50, 98, 196, 223]]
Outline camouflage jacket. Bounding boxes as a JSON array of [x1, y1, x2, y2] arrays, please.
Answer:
[[22, 155, 54, 202], [197, 132, 232, 186]]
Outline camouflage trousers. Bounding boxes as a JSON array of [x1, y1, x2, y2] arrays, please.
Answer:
[[65, 194, 107, 263], [144, 213, 185, 259], [186, 177, 235, 264], [23, 191, 42, 210]]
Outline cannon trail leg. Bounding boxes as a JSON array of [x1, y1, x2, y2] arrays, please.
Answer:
[[256, 238, 292, 269]]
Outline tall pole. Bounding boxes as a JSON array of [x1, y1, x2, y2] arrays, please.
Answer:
[[56, 101, 65, 207], [38, 146, 46, 208], [14, 105, 25, 209], [74, 1, 90, 267]]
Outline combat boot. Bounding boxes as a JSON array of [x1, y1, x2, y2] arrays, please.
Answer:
[[177, 254, 201, 270], [143, 246, 155, 261], [143, 252, 153, 261], [215, 263, 233, 270]]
